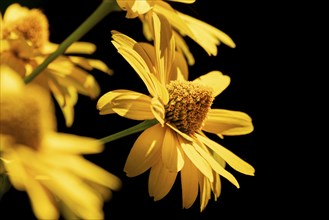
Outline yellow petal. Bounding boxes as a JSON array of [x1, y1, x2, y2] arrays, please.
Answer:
[[199, 176, 211, 212], [181, 158, 198, 209], [153, 2, 194, 37], [124, 124, 164, 177], [47, 58, 100, 98], [111, 31, 169, 103], [192, 140, 239, 188], [2, 148, 26, 190], [152, 12, 175, 85], [161, 127, 184, 172], [203, 109, 254, 136], [24, 174, 59, 220], [65, 42, 96, 54], [179, 137, 213, 182], [97, 89, 155, 120], [196, 133, 255, 176], [193, 71, 230, 97], [178, 11, 236, 51], [48, 78, 77, 127], [148, 162, 177, 201], [44, 155, 121, 191], [42, 132, 104, 154], [211, 173, 221, 200], [151, 97, 166, 125]]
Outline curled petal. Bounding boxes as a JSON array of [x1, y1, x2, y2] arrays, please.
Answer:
[[97, 90, 154, 120]]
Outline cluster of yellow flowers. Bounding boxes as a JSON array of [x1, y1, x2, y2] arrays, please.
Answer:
[[0, 1, 255, 219]]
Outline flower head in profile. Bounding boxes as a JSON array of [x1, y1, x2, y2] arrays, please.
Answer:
[[116, 0, 235, 65], [0, 3, 113, 127], [0, 65, 121, 220], [97, 13, 254, 211]]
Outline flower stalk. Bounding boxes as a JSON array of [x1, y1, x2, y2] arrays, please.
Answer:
[[99, 119, 158, 144], [24, 0, 121, 84]]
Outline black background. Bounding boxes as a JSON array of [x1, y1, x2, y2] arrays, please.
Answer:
[[0, 0, 312, 219]]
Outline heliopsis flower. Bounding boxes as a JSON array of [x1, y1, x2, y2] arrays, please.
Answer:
[[0, 65, 121, 220], [0, 3, 113, 127], [97, 13, 254, 211], [116, 0, 235, 65]]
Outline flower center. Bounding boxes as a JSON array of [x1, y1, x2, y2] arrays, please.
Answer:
[[4, 9, 49, 49], [164, 80, 214, 135], [0, 96, 42, 150]]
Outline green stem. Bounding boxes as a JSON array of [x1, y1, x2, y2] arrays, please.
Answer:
[[24, 0, 121, 84], [99, 119, 158, 144]]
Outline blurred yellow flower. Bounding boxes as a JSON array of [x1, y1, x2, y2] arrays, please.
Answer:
[[116, 0, 195, 18], [0, 65, 121, 220], [0, 3, 113, 127], [97, 13, 254, 211], [116, 0, 234, 65]]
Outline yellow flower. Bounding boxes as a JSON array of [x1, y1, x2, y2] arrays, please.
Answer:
[[0, 3, 113, 127], [97, 13, 254, 211], [0, 65, 121, 220], [117, 0, 235, 65], [116, 0, 195, 18]]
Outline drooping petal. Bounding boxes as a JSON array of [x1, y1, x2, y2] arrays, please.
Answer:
[[192, 140, 239, 188], [179, 137, 213, 182], [48, 77, 77, 127], [124, 124, 164, 177], [97, 89, 155, 120], [181, 157, 198, 209], [193, 71, 230, 97], [173, 31, 195, 66], [161, 127, 184, 172], [203, 109, 254, 136], [68, 56, 113, 75], [211, 172, 221, 200], [47, 57, 100, 98], [199, 175, 211, 212], [196, 133, 255, 176], [24, 173, 59, 220], [40, 154, 121, 190], [178, 11, 236, 50], [153, 2, 194, 38], [148, 162, 177, 201]]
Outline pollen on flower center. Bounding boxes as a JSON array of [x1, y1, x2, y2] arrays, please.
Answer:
[[165, 80, 214, 135], [4, 9, 49, 49], [0, 96, 42, 150]]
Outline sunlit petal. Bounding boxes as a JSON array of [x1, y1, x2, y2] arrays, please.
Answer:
[[203, 109, 254, 136], [193, 71, 230, 97], [97, 89, 154, 119], [180, 137, 213, 182], [124, 124, 164, 177], [196, 133, 255, 176], [162, 127, 184, 172]]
